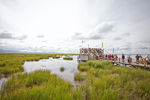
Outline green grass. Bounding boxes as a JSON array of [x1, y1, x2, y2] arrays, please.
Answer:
[[52, 56, 60, 59], [0, 70, 84, 100], [78, 64, 89, 72], [74, 72, 86, 81], [75, 60, 150, 100], [63, 57, 73, 60]]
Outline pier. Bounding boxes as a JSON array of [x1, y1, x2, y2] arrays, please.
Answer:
[[78, 48, 150, 70], [108, 60, 150, 70]]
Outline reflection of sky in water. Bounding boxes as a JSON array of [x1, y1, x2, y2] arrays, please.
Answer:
[[23, 56, 79, 83], [0, 77, 7, 91]]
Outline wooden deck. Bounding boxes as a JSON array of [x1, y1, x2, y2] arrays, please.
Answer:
[[108, 60, 150, 70]]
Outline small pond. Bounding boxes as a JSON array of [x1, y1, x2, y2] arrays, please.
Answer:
[[0, 56, 79, 91], [23, 56, 78, 84]]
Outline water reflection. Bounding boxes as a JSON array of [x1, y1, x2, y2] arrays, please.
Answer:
[[23, 56, 79, 84], [0, 77, 7, 93]]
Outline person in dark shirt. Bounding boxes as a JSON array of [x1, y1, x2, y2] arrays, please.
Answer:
[[136, 54, 139, 64], [122, 54, 125, 62], [111, 54, 114, 61], [105, 54, 107, 60]]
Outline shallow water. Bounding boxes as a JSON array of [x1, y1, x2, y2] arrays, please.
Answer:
[[0, 77, 7, 92], [23, 56, 79, 84]]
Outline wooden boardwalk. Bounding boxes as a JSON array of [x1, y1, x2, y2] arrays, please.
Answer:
[[78, 48, 150, 70], [108, 60, 150, 70]]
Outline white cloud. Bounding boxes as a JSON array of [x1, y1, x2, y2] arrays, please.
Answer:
[[72, 22, 115, 40], [0, 31, 27, 40], [94, 22, 115, 34]]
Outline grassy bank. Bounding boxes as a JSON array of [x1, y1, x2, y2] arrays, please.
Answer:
[[0, 70, 83, 100], [76, 60, 150, 100], [63, 56, 73, 60], [0, 53, 65, 77]]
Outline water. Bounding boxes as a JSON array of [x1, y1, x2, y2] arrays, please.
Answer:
[[0, 77, 7, 93], [0, 56, 79, 91], [23, 56, 79, 84]]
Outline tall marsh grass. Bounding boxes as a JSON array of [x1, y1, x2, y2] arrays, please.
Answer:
[[1, 70, 83, 100], [75, 60, 150, 99]]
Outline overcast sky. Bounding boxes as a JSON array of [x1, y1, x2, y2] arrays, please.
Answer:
[[0, 0, 150, 54]]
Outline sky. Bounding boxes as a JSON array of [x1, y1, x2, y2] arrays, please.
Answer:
[[0, 0, 150, 54]]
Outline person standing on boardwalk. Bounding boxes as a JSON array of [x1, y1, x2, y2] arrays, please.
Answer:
[[136, 54, 139, 64], [128, 56, 132, 64], [105, 54, 107, 60], [115, 55, 118, 60], [139, 55, 142, 64], [143, 58, 147, 67], [108, 54, 111, 60], [115, 55, 118, 65], [122, 54, 125, 63], [128, 56, 130, 63]]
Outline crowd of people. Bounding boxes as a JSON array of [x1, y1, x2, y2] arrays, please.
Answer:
[[99, 54, 149, 67]]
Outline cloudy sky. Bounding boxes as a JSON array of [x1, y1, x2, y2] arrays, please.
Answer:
[[0, 0, 150, 54]]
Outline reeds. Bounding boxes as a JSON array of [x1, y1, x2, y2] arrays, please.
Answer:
[[74, 72, 86, 81], [63, 57, 73, 60], [1, 70, 84, 100], [74, 60, 150, 99], [78, 64, 89, 72]]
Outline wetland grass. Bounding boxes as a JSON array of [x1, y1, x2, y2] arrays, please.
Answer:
[[52, 55, 60, 59], [78, 64, 89, 72], [74, 60, 150, 100], [63, 57, 73, 60], [0, 70, 84, 100], [74, 72, 86, 81]]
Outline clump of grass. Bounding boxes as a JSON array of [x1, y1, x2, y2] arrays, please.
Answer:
[[60, 66, 65, 72], [85, 60, 111, 69], [52, 56, 60, 59], [63, 57, 73, 60], [25, 70, 51, 87], [78, 64, 89, 72], [0, 62, 5, 67], [74, 72, 86, 81]]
